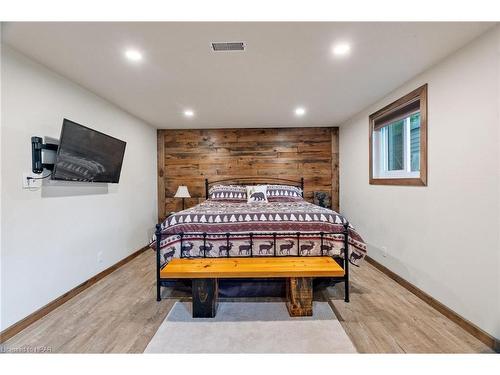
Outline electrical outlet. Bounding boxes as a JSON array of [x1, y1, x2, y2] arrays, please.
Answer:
[[97, 251, 103, 264], [381, 246, 388, 257], [22, 172, 42, 189]]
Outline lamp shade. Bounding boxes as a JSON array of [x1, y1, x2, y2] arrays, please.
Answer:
[[174, 185, 191, 198]]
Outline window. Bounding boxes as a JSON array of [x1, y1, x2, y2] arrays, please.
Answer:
[[369, 84, 427, 186]]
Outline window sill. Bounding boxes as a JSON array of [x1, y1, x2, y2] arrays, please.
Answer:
[[369, 177, 427, 186]]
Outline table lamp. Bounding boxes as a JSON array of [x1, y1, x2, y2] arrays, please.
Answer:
[[174, 185, 191, 210]]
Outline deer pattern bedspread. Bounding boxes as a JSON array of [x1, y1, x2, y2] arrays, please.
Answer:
[[152, 200, 367, 269]]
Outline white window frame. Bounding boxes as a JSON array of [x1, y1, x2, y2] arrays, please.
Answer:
[[373, 111, 420, 179], [369, 83, 427, 186]]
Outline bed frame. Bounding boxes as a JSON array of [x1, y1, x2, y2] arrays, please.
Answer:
[[155, 177, 350, 303]]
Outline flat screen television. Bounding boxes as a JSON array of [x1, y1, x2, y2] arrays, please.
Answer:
[[52, 119, 126, 183]]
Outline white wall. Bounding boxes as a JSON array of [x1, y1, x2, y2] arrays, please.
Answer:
[[0, 28, 3, 329], [340, 26, 500, 339], [0, 46, 157, 331]]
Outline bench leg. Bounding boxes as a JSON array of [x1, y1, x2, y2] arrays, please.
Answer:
[[286, 277, 313, 317], [192, 278, 218, 318]]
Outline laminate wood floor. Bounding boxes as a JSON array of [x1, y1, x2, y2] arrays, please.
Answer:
[[2, 250, 493, 353]]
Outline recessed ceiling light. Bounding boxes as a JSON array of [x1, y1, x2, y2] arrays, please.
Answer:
[[183, 109, 195, 118], [294, 107, 306, 117], [124, 49, 143, 62], [332, 42, 351, 57]]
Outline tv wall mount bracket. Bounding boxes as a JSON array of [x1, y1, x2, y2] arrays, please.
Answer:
[[31, 136, 58, 174]]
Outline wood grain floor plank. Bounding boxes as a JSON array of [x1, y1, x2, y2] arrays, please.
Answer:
[[325, 260, 493, 353], [2, 250, 493, 353]]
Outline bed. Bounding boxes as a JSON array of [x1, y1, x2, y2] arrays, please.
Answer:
[[152, 177, 367, 301]]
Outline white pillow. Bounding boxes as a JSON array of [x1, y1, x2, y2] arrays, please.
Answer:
[[246, 185, 268, 203]]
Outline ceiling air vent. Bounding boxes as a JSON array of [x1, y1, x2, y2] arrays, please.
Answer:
[[211, 42, 245, 51]]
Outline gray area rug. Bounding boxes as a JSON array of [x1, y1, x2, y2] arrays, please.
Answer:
[[145, 301, 357, 353]]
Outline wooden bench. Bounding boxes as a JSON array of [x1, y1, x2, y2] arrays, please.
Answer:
[[160, 257, 345, 318]]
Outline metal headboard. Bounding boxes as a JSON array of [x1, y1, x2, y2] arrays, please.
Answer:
[[205, 177, 304, 199]]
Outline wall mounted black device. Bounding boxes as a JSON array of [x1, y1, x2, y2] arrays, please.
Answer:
[[31, 136, 58, 174]]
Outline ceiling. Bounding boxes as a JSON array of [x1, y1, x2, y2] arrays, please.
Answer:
[[2, 22, 494, 128]]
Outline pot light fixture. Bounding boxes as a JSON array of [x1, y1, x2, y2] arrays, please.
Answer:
[[294, 107, 306, 117], [332, 42, 351, 57], [184, 109, 195, 118], [124, 49, 143, 62]]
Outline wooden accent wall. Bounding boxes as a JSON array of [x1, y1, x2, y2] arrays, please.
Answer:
[[157, 127, 339, 221]]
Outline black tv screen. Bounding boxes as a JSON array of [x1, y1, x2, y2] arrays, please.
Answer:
[[52, 119, 126, 183]]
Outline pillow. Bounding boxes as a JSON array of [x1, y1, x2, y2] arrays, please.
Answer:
[[209, 184, 247, 201], [246, 185, 268, 203], [266, 184, 303, 201]]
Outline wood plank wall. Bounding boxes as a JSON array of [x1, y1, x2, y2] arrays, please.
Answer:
[[157, 127, 339, 221]]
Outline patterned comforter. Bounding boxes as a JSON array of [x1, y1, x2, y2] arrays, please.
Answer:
[[152, 199, 367, 269]]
